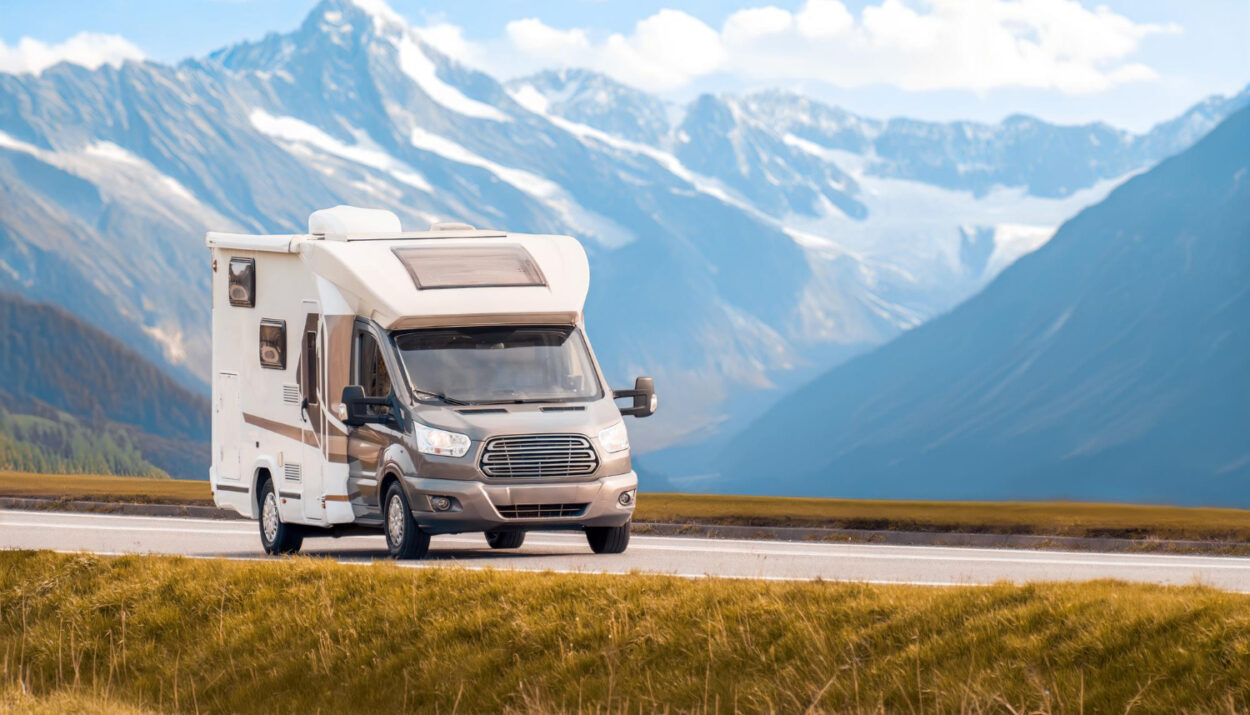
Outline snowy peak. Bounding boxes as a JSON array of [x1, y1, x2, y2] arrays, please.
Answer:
[[507, 69, 671, 145]]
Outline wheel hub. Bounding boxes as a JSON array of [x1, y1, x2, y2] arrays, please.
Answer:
[[261, 491, 279, 544], [387, 494, 405, 544]]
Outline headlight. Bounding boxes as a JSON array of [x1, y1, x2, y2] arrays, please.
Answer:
[[415, 424, 471, 457], [598, 421, 630, 454]]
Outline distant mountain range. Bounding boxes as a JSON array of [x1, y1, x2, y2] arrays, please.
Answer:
[[0, 292, 209, 478], [713, 107, 1250, 507], [0, 0, 1245, 466]]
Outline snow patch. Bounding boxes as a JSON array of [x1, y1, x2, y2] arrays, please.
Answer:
[[250, 109, 432, 192], [508, 84, 550, 115], [408, 127, 634, 248], [394, 35, 509, 122], [143, 323, 188, 364], [986, 224, 1055, 277]]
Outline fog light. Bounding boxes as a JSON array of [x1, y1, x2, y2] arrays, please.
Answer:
[[618, 491, 634, 506], [431, 496, 453, 512]]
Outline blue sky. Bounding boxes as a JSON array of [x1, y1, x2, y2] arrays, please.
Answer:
[[1, 0, 1246, 131]]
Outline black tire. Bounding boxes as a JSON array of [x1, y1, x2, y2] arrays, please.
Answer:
[[384, 482, 431, 560], [259, 479, 303, 555], [585, 522, 630, 554], [485, 530, 526, 549]]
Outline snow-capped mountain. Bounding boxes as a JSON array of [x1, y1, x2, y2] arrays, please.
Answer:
[[718, 107, 1250, 505], [0, 0, 1245, 455]]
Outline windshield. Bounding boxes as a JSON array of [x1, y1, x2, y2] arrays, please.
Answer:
[[392, 326, 603, 404]]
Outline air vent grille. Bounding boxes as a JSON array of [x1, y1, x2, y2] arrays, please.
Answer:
[[479, 434, 599, 478], [496, 503, 589, 519], [283, 463, 302, 482], [282, 384, 301, 405]]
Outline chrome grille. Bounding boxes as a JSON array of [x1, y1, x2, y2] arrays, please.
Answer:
[[497, 503, 589, 519], [480, 434, 599, 478]]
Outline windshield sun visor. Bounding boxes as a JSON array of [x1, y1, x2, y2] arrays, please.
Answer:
[[393, 245, 547, 290]]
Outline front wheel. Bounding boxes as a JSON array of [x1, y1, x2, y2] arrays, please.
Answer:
[[585, 522, 630, 554], [259, 480, 302, 555], [384, 482, 431, 560], [485, 530, 526, 549]]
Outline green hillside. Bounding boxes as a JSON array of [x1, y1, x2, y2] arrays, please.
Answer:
[[0, 292, 209, 478], [0, 405, 165, 477]]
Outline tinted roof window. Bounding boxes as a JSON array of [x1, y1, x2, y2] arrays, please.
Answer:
[[393, 245, 546, 290]]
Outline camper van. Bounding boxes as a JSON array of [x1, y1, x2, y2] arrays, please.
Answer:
[[207, 206, 656, 559]]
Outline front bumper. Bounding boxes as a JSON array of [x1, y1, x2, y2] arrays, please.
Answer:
[[401, 471, 637, 534]]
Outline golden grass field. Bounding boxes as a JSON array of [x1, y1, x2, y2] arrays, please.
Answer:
[[3, 470, 1248, 544], [2, 551, 1248, 713]]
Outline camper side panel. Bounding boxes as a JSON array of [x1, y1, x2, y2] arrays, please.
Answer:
[[210, 248, 318, 521]]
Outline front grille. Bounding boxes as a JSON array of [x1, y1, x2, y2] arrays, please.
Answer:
[[480, 434, 599, 478], [497, 503, 589, 519]]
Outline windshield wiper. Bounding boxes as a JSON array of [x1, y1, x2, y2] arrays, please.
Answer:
[[411, 388, 469, 406], [473, 397, 564, 405]]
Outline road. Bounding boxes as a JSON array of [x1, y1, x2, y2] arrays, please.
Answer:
[[4, 509, 1250, 591]]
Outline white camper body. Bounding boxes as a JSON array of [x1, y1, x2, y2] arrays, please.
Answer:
[[208, 207, 654, 558]]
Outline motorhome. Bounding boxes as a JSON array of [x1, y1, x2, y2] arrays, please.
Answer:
[[208, 206, 656, 558]]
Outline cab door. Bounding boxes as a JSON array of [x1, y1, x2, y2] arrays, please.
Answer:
[[345, 321, 398, 512]]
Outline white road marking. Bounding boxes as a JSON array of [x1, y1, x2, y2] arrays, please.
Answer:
[[5, 510, 1248, 591]]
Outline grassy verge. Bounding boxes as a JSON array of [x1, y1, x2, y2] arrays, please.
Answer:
[[0, 471, 210, 505], [3, 470, 1248, 544], [637, 493, 1250, 543], [2, 551, 1249, 713]]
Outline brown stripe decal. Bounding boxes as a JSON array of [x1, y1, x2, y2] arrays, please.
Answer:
[[324, 492, 360, 503], [243, 412, 312, 445], [242, 413, 350, 463]]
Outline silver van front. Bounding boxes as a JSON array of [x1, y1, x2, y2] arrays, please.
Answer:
[[339, 323, 656, 551]]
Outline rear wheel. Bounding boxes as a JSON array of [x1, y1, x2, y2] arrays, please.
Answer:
[[384, 482, 431, 560], [485, 530, 526, 549], [259, 479, 302, 555], [585, 522, 630, 554]]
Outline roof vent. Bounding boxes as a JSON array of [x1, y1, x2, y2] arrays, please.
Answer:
[[308, 206, 401, 236], [429, 221, 476, 232]]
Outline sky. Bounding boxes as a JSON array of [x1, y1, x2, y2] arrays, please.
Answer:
[[1, 0, 1247, 131]]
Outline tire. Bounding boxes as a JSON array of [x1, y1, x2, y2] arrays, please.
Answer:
[[259, 479, 303, 555], [384, 482, 431, 560], [485, 530, 526, 549], [585, 521, 630, 554]]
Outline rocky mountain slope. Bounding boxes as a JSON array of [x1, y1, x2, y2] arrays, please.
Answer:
[[717, 108, 1250, 506]]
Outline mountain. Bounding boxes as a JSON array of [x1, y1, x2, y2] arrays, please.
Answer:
[[716, 107, 1250, 507], [505, 69, 672, 146], [0, 292, 210, 477], [0, 0, 1245, 453]]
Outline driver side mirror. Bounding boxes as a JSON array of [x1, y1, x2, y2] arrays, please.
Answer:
[[340, 385, 392, 427], [613, 376, 658, 418]]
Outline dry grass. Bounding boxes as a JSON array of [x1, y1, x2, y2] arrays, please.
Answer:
[[3, 470, 1249, 544], [2, 550, 1249, 713], [639, 493, 1250, 542], [0, 471, 211, 505]]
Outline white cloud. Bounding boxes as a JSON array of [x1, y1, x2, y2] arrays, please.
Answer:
[[455, 0, 1176, 96], [795, 0, 854, 39], [0, 32, 145, 75]]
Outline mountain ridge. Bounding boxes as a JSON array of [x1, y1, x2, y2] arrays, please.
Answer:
[[714, 106, 1250, 506]]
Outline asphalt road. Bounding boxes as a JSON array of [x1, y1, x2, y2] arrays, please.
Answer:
[[4, 509, 1250, 591]]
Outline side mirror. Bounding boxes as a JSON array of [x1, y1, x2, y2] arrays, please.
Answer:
[[613, 376, 658, 418], [340, 385, 391, 427]]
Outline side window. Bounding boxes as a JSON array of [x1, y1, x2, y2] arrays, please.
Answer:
[[228, 258, 255, 307], [355, 330, 393, 398], [259, 319, 286, 369], [304, 330, 319, 406]]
